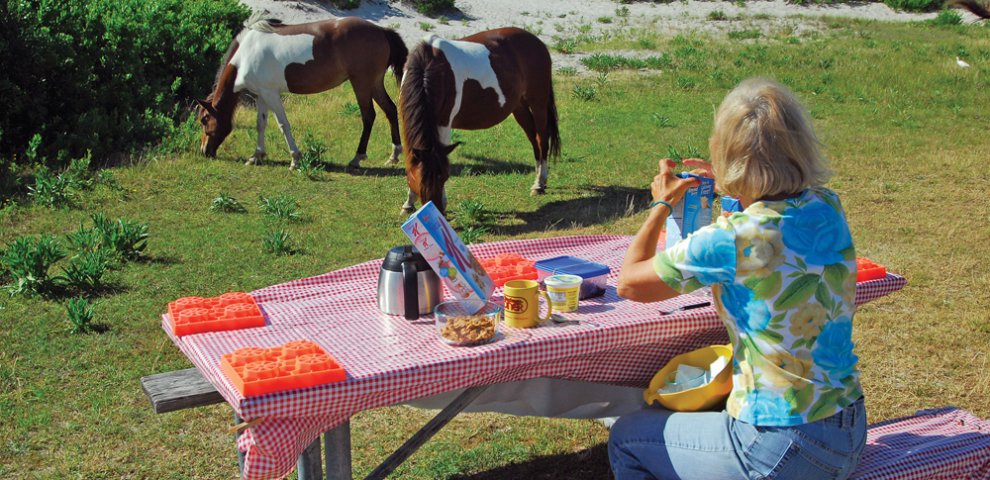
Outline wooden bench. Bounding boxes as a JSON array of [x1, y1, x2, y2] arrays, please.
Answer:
[[141, 368, 486, 480]]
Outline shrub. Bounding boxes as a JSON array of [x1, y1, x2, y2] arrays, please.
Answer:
[[66, 297, 95, 334], [27, 166, 74, 208], [406, 0, 455, 15], [458, 225, 488, 244], [329, 0, 361, 8], [259, 194, 301, 222], [930, 8, 963, 25], [0, 0, 248, 169], [1, 235, 66, 296], [91, 213, 149, 260], [884, 0, 941, 11], [457, 200, 490, 226]]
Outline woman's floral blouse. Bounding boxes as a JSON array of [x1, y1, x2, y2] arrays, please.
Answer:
[[654, 187, 861, 426]]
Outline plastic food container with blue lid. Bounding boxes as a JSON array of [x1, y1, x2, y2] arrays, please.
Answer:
[[535, 256, 611, 299]]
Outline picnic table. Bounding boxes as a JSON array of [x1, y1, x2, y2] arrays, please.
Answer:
[[162, 235, 907, 480]]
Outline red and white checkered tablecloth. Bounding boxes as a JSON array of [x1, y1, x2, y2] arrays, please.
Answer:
[[163, 235, 908, 480]]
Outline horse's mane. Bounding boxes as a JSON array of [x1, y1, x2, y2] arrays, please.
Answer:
[[206, 12, 284, 102], [400, 42, 450, 201]]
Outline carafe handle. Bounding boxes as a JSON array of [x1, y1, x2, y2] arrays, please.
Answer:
[[402, 258, 418, 320]]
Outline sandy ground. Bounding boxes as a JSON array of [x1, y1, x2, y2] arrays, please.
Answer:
[[238, 0, 967, 71]]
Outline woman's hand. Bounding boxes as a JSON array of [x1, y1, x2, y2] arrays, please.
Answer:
[[683, 158, 714, 179], [652, 159, 700, 209]]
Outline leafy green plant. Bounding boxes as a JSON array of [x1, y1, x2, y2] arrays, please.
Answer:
[[259, 194, 301, 222], [65, 224, 104, 253], [210, 193, 246, 213], [708, 10, 728, 21], [728, 29, 763, 40], [884, 0, 940, 11], [636, 37, 657, 49], [1, 235, 66, 296], [597, 16, 613, 24], [341, 102, 361, 116], [457, 200, 490, 226], [408, 0, 454, 15], [66, 297, 95, 334], [58, 250, 113, 293], [63, 155, 94, 190], [27, 166, 73, 208], [557, 66, 578, 76], [651, 113, 674, 128], [667, 145, 684, 162], [262, 227, 293, 256], [438, 15, 450, 25], [616, 6, 630, 17], [329, 0, 361, 8], [418, 22, 434, 31], [572, 85, 598, 102], [458, 225, 488, 244], [553, 37, 578, 54], [676, 75, 698, 90], [930, 8, 963, 26], [297, 134, 328, 181], [91, 213, 149, 260]]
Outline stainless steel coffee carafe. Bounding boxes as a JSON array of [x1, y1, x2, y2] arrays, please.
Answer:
[[377, 245, 441, 319]]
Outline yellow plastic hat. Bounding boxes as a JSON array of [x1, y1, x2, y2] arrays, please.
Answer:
[[643, 344, 733, 412]]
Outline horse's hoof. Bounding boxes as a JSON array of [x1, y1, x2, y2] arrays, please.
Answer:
[[348, 154, 367, 170], [246, 157, 261, 166], [531, 187, 546, 196], [383, 158, 400, 166]]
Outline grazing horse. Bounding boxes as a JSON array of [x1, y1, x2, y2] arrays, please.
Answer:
[[196, 15, 407, 169], [399, 28, 561, 214]]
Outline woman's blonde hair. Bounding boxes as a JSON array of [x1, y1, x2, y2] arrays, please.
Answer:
[[709, 78, 830, 200]]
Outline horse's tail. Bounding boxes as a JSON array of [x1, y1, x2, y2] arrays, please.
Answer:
[[384, 29, 408, 87], [546, 81, 561, 159], [949, 0, 990, 18]]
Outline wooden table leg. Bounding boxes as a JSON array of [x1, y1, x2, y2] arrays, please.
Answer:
[[365, 386, 489, 480], [297, 437, 323, 480], [325, 420, 353, 480]]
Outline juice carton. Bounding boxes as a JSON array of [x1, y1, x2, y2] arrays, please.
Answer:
[[402, 201, 495, 304], [665, 173, 716, 249]]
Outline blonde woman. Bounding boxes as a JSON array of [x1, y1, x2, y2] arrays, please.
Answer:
[[611, 78, 865, 480]]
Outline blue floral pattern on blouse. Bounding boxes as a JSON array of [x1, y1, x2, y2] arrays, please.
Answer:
[[654, 188, 862, 426]]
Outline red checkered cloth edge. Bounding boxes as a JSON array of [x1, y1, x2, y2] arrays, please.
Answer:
[[852, 407, 990, 480], [163, 235, 908, 480]]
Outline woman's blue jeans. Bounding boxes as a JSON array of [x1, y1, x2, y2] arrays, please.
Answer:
[[608, 397, 867, 480]]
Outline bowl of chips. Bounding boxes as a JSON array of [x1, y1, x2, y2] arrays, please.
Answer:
[[434, 300, 501, 346]]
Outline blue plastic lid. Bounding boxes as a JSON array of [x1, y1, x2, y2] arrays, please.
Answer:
[[535, 256, 611, 278]]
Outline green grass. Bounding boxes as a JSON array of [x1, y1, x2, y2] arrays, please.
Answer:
[[3, 17, 990, 478]]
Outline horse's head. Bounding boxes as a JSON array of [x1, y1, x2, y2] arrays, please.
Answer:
[[405, 142, 461, 215], [195, 99, 233, 157]]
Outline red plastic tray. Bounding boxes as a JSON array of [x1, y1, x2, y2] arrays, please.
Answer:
[[167, 292, 266, 336], [856, 257, 887, 282], [479, 253, 537, 287], [220, 340, 346, 397]]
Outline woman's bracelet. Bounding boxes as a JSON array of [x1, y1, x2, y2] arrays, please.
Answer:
[[649, 199, 673, 214]]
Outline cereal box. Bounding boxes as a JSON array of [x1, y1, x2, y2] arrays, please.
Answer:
[[665, 173, 716, 249], [402, 201, 494, 303]]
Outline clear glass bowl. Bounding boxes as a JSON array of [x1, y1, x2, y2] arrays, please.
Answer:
[[434, 300, 502, 346]]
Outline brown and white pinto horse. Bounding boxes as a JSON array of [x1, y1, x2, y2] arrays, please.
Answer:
[[197, 15, 407, 169], [399, 28, 561, 214]]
